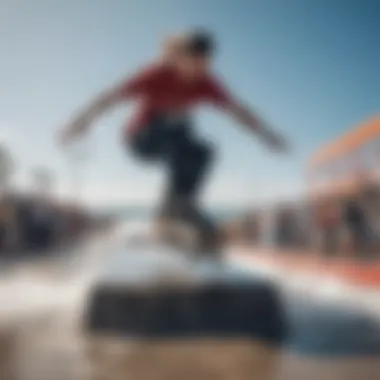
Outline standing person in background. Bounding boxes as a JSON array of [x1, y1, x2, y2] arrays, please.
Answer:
[[343, 196, 370, 258], [316, 198, 341, 256], [242, 211, 260, 244], [360, 184, 380, 257], [58, 29, 288, 256], [276, 205, 295, 249], [0, 193, 18, 254], [0, 194, 9, 252]]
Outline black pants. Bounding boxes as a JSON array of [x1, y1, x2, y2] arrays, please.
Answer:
[[129, 116, 217, 244], [348, 223, 371, 257], [322, 226, 338, 256]]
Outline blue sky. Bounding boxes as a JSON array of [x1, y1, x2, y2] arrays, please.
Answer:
[[0, 0, 379, 206]]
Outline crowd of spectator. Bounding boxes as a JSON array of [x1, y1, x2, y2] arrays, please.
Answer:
[[313, 184, 380, 258], [0, 190, 97, 259], [229, 182, 380, 261]]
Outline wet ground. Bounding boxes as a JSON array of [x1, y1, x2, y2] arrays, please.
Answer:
[[234, 262, 380, 357], [0, 227, 380, 379]]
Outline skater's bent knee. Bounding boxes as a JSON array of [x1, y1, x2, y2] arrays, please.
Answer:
[[193, 140, 214, 164]]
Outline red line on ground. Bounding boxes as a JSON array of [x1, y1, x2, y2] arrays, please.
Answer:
[[234, 247, 380, 288]]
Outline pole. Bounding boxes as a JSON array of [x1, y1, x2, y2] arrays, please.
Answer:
[[0, 144, 14, 192], [67, 144, 88, 204]]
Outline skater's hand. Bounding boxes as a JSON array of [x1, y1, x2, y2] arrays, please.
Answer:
[[222, 102, 290, 154], [57, 128, 74, 147], [263, 130, 290, 153], [57, 119, 89, 147]]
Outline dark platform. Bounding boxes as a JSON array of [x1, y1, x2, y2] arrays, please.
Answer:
[[84, 245, 287, 344]]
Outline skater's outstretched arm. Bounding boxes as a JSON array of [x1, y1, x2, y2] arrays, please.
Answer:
[[223, 101, 289, 153], [206, 78, 289, 153], [58, 65, 159, 145], [58, 85, 124, 145]]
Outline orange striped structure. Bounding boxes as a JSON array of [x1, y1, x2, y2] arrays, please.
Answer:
[[308, 116, 380, 196]]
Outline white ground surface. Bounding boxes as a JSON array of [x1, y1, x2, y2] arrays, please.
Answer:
[[0, 220, 379, 332], [0, 222, 379, 380]]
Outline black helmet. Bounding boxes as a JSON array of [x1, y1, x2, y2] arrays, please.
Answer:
[[185, 29, 215, 56]]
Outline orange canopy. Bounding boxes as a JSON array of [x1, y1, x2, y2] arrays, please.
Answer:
[[309, 116, 380, 168]]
